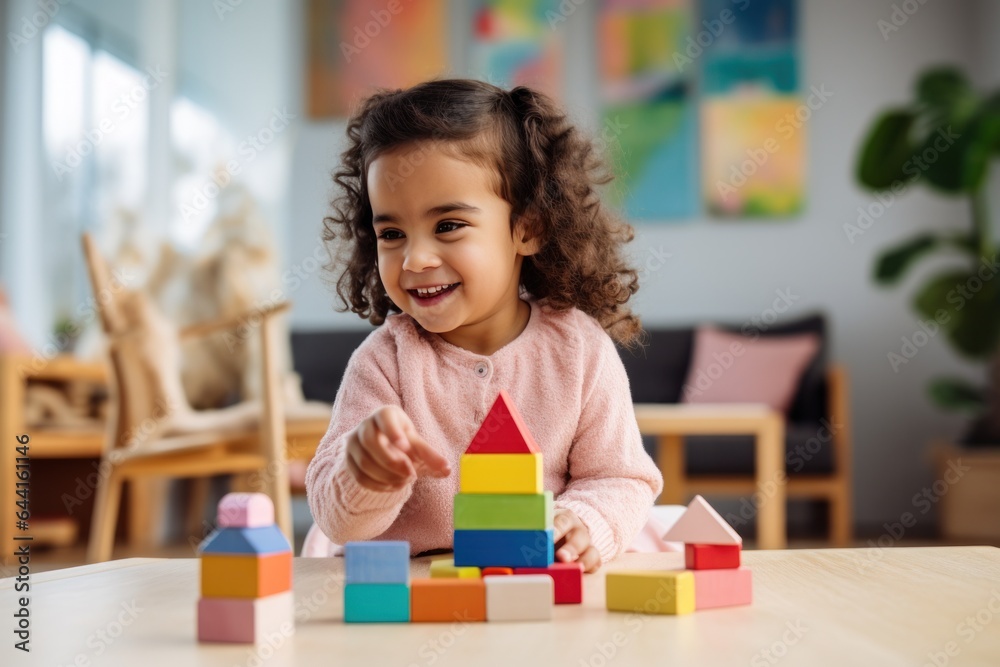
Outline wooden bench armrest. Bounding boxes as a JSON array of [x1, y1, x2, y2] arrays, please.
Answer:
[[0, 353, 107, 383], [178, 301, 292, 340]]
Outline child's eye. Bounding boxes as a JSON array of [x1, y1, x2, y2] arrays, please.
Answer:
[[377, 229, 403, 241], [437, 221, 465, 233]]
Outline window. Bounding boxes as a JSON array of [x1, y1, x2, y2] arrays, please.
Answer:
[[42, 22, 149, 328]]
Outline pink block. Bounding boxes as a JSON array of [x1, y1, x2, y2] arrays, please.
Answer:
[[692, 567, 753, 610], [197, 592, 294, 643], [218, 493, 274, 528]]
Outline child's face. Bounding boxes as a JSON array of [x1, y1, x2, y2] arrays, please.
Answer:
[[368, 142, 538, 353]]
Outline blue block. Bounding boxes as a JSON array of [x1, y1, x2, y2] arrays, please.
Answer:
[[344, 584, 410, 623], [453, 529, 554, 568], [198, 526, 290, 555], [345, 541, 410, 584]]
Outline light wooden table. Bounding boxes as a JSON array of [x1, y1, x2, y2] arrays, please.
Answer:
[[634, 403, 787, 549], [3, 548, 998, 666]]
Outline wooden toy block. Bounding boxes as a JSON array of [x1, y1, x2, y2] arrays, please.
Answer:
[[453, 529, 553, 568], [482, 567, 513, 576], [662, 495, 742, 545], [685, 543, 741, 570], [459, 454, 542, 495], [217, 492, 274, 528], [344, 584, 410, 623], [466, 389, 540, 454], [429, 558, 481, 579], [454, 491, 553, 530], [201, 552, 292, 598], [345, 541, 410, 584], [515, 562, 583, 604], [484, 574, 553, 621], [411, 579, 486, 622], [198, 525, 291, 556], [692, 567, 753, 610], [197, 591, 294, 644], [606, 571, 695, 615]]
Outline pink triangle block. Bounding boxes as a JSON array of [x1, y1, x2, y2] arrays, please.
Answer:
[[465, 389, 540, 454], [218, 493, 275, 528], [662, 495, 742, 545]]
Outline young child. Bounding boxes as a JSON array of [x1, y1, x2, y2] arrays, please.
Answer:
[[303, 79, 663, 573]]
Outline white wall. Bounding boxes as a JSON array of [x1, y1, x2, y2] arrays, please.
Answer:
[[285, 0, 994, 531]]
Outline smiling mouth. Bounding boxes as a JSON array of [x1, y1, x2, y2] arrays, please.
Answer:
[[408, 282, 461, 300]]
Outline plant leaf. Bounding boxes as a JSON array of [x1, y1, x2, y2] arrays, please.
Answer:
[[921, 112, 1000, 193], [913, 270, 1000, 358], [874, 234, 941, 284], [856, 110, 917, 190], [929, 377, 986, 412], [917, 68, 970, 109]]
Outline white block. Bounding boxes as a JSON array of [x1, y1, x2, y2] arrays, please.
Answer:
[[485, 574, 553, 621]]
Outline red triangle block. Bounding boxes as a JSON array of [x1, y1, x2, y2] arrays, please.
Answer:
[[465, 389, 540, 454]]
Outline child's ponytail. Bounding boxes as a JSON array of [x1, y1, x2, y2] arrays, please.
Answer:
[[501, 86, 644, 349]]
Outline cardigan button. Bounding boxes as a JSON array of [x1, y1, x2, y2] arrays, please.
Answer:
[[474, 361, 490, 378]]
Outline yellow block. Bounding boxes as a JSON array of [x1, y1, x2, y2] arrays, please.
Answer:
[[459, 453, 542, 494], [606, 571, 695, 615], [429, 558, 481, 579]]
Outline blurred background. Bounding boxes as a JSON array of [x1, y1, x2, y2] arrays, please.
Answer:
[[1, 0, 998, 570]]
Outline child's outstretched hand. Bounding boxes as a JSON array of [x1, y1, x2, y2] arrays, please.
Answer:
[[553, 508, 602, 573], [346, 405, 451, 492]]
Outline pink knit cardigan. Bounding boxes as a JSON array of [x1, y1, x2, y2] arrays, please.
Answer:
[[303, 297, 663, 562]]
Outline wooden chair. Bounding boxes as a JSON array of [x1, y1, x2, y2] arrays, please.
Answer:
[[651, 366, 854, 547], [82, 233, 328, 563]]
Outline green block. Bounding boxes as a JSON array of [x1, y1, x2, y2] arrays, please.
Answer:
[[344, 583, 410, 623], [453, 491, 553, 530]]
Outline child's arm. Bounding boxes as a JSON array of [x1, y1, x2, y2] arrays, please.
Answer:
[[305, 339, 447, 544], [554, 334, 664, 567]]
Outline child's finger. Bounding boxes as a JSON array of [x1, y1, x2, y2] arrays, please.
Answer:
[[399, 423, 450, 477], [353, 444, 409, 487], [553, 511, 580, 543], [555, 526, 591, 563], [578, 546, 601, 573], [361, 422, 416, 478], [345, 452, 397, 492], [372, 407, 412, 449]]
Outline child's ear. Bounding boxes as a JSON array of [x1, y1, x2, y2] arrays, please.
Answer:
[[513, 216, 543, 257]]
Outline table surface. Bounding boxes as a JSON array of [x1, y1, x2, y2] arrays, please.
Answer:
[[3, 547, 999, 666]]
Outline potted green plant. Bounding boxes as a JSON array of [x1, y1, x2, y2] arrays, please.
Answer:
[[855, 66, 1000, 446]]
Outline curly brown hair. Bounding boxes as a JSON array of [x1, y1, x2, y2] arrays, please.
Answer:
[[322, 78, 644, 348]]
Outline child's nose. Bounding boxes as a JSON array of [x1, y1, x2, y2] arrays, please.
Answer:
[[401, 237, 441, 272]]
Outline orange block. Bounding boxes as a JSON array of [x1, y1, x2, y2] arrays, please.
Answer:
[[410, 579, 486, 623], [201, 552, 292, 598]]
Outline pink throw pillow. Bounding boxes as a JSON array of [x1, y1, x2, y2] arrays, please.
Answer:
[[681, 325, 820, 414]]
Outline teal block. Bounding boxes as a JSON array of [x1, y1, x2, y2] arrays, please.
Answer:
[[198, 526, 290, 555], [344, 584, 410, 623], [454, 492, 553, 530]]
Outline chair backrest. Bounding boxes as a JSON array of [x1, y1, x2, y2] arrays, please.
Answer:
[[81, 233, 193, 453]]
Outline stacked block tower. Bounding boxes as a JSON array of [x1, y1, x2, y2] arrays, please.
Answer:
[[606, 495, 752, 615], [197, 493, 295, 643], [453, 389, 553, 569], [343, 390, 583, 623], [344, 541, 411, 622], [453, 390, 582, 606]]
